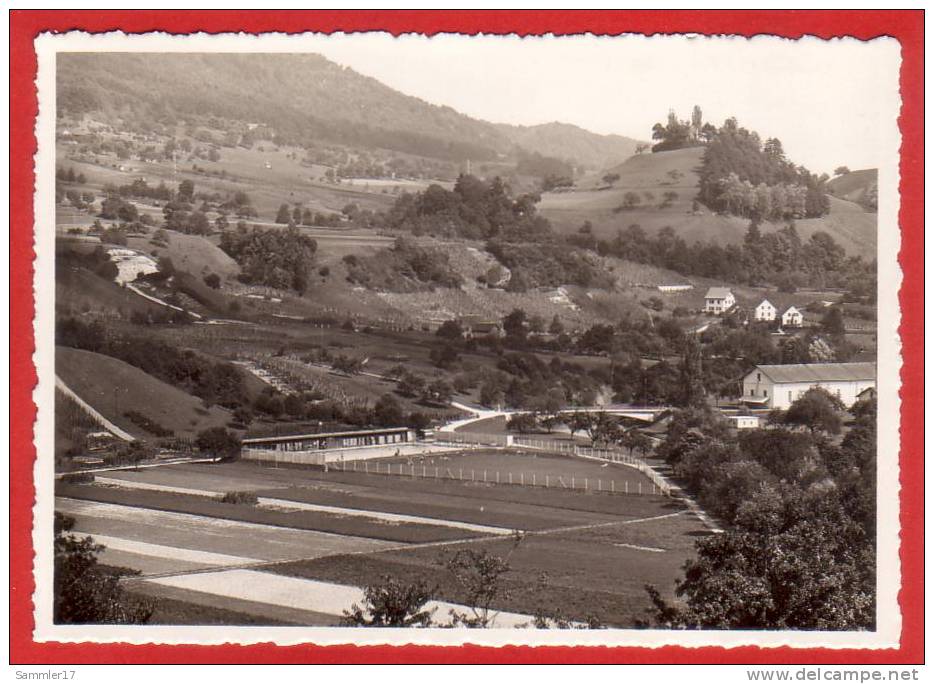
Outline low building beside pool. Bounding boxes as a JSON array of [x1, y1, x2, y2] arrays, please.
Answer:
[[241, 427, 418, 466]]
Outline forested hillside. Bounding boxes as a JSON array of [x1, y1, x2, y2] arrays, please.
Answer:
[[57, 53, 640, 169]]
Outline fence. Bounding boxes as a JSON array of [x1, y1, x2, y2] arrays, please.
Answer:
[[511, 435, 672, 496], [433, 431, 513, 448], [325, 454, 668, 497]]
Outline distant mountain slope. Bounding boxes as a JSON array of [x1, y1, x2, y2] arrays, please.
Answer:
[[539, 147, 877, 260], [58, 53, 641, 169], [496, 121, 644, 170]]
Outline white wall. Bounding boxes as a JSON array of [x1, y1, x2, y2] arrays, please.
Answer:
[[742, 375, 876, 409]]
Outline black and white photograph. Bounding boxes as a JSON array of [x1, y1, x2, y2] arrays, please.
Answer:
[[35, 30, 902, 648]]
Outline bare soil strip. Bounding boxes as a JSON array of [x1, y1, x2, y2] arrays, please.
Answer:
[[143, 569, 537, 628]]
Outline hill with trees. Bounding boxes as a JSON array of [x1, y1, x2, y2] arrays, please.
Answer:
[[57, 52, 641, 170]]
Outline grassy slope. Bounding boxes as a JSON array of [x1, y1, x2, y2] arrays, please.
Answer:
[[826, 168, 877, 202], [539, 147, 877, 260], [56, 260, 168, 319], [127, 231, 240, 282], [55, 346, 231, 440]]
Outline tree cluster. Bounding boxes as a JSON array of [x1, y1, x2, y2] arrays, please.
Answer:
[[220, 225, 317, 293], [698, 118, 829, 219], [342, 237, 464, 292], [383, 174, 551, 242], [647, 397, 876, 630]]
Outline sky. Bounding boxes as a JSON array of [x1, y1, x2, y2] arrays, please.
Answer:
[[298, 32, 901, 175]]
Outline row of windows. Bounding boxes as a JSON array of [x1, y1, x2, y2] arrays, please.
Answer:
[[250, 432, 410, 452]]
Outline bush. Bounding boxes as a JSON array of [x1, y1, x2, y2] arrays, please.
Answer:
[[61, 472, 95, 485], [220, 491, 258, 505]]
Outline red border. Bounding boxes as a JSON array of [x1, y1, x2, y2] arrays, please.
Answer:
[[10, 10, 923, 664]]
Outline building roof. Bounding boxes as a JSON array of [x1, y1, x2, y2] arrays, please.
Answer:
[[243, 426, 410, 445], [751, 362, 876, 384], [757, 299, 775, 309], [705, 287, 733, 300], [783, 305, 801, 315]]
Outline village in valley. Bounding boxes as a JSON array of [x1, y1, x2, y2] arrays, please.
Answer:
[[52, 52, 879, 632]]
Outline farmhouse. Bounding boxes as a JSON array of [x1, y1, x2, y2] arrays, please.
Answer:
[[754, 299, 777, 322], [741, 362, 876, 410], [703, 287, 735, 314], [781, 306, 804, 327]]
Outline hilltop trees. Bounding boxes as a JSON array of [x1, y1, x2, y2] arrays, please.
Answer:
[[697, 117, 829, 219]]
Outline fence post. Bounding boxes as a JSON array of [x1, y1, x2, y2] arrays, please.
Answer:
[[639, 482, 642, 495], [509, 472, 513, 485], [598, 479, 601, 492], [436, 467, 439, 479], [545, 474, 549, 487], [496, 471, 500, 484], [471, 469, 475, 482], [483, 470, 487, 483], [532, 473, 536, 487], [611, 480, 615, 493], [521, 472, 524, 486], [625, 481, 628, 494], [459, 468, 463, 480], [572, 476, 575, 490], [364, 461, 368, 474]]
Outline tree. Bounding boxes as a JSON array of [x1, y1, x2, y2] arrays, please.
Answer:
[[507, 412, 539, 434], [374, 393, 405, 427], [548, 315, 564, 336], [396, 372, 425, 398], [436, 319, 464, 340], [275, 203, 291, 224], [54, 513, 153, 624], [177, 179, 195, 202], [422, 379, 453, 406], [834, 166, 851, 177], [784, 387, 845, 435], [566, 411, 594, 438], [342, 576, 435, 627], [443, 548, 512, 628], [502, 308, 527, 340], [645, 485, 874, 630], [203, 273, 221, 289], [195, 427, 241, 462], [820, 307, 846, 337]]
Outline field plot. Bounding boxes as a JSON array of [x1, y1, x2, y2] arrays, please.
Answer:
[[56, 455, 701, 626]]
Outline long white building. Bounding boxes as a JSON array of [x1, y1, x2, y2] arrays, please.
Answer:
[[742, 362, 876, 410]]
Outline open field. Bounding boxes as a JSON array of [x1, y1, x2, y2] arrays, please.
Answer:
[[269, 507, 702, 626], [55, 346, 232, 440], [55, 456, 701, 626]]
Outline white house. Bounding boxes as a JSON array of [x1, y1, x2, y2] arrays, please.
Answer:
[[741, 362, 876, 410], [754, 299, 777, 322], [781, 306, 804, 327], [728, 414, 761, 430], [704, 287, 735, 314]]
